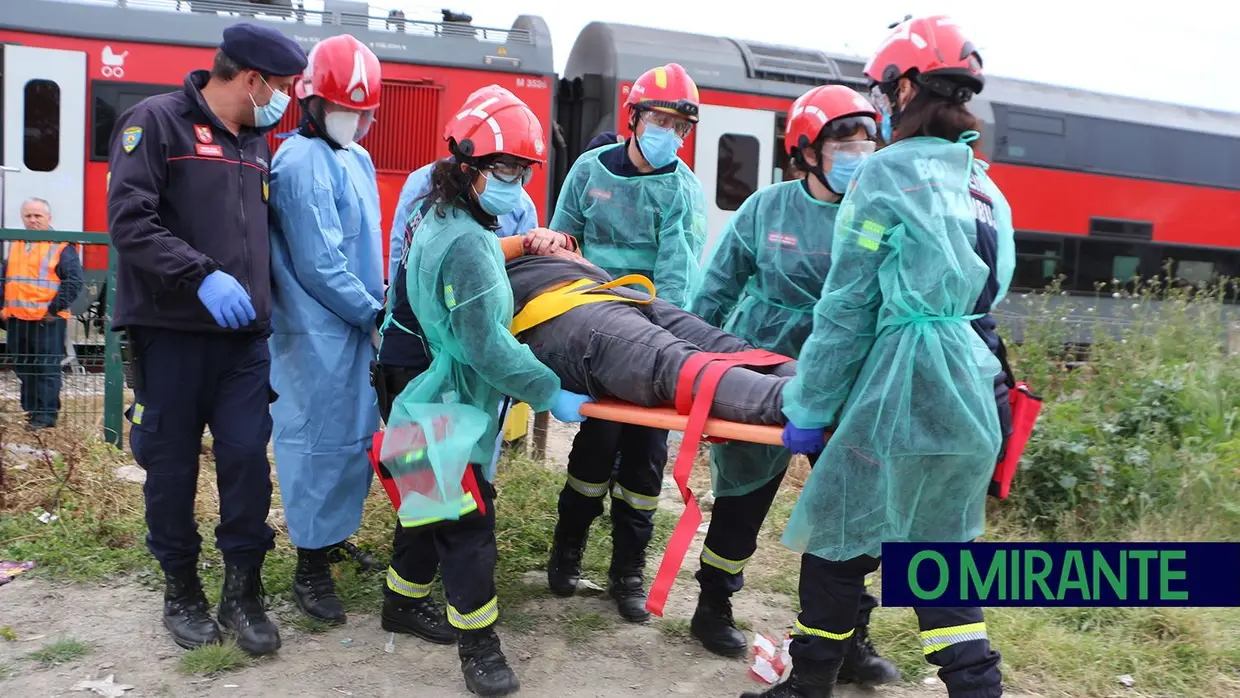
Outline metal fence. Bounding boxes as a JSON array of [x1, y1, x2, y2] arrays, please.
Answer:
[[0, 229, 123, 446]]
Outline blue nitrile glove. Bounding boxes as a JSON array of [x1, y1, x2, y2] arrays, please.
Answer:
[[550, 390, 593, 423], [782, 421, 826, 455], [197, 270, 257, 329]]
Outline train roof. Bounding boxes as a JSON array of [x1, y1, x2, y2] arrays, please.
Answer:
[[1, 0, 555, 76], [564, 21, 870, 100], [565, 20, 1240, 137]]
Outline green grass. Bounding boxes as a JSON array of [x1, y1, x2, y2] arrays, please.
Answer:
[[560, 608, 613, 643], [0, 659, 19, 680], [180, 642, 252, 675], [26, 638, 90, 665], [657, 618, 693, 642]]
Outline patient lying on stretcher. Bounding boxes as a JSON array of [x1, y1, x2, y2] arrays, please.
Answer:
[[505, 250, 795, 426]]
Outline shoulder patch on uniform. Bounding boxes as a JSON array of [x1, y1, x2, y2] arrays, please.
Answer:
[[122, 127, 143, 154]]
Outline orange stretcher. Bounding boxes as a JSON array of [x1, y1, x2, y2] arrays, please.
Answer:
[[578, 399, 787, 446]]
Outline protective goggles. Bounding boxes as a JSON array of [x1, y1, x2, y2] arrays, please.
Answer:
[[819, 139, 877, 156], [821, 114, 878, 141], [486, 159, 535, 185], [639, 109, 695, 137]]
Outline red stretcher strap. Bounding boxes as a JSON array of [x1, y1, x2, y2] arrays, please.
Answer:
[[990, 383, 1043, 499], [647, 350, 793, 618]]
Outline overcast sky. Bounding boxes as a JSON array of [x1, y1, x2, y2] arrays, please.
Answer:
[[373, 0, 1239, 114]]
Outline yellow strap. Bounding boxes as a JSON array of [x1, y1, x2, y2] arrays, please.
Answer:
[[510, 274, 656, 336]]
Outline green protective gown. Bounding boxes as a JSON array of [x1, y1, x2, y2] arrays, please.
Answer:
[[550, 143, 708, 309], [382, 205, 561, 524], [780, 135, 1015, 562], [689, 179, 841, 497]]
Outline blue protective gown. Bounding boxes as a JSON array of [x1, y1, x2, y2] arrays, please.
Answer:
[[268, 133, 385, 550], [388, 162, 538, 282]]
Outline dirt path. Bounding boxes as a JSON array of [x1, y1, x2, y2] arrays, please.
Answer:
[[1, 418, 1034, 697], [0, 578, 989, 698]]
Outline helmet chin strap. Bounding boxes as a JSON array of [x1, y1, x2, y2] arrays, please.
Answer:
[[805, 143, 842, 196]]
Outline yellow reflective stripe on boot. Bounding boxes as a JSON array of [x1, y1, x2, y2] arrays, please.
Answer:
[[398, 491, 480, 529], [700, 545, 751, 575], [611, 483, 659, 511], [921, 622, 988, 655], [567, 474, 609, 498], [448, 596, 499, 630], [386, 566, 431, 599], [794, 620, 854, 641]]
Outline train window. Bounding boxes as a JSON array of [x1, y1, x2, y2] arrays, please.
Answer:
[[1089, 217, 1153, 241], [997, 106, 1067, 167], [1076, 239, 1153, 290], [23, 80, 61, 172], [91, 81, 180, 161], [1160, 245, 1237, 287], [1175, 261, 1215, 286], [716, 133, 760, 211], [1012, 237, 1062, 290]]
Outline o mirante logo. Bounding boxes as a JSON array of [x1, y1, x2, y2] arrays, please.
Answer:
[[880, 543, 1240, 608]]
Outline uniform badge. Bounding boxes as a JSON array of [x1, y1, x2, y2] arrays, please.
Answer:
[[122, 126, 143, 153], [261, 172, 270, 203], [194, 124, 213, 144]]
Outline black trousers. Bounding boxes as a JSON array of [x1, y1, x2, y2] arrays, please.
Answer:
[[796, 554, 1002, 697], [126, 326, 276, 572], [376, 364, 500, 630], [7, 318, 66, 427], [557, 417, 668, 566], [696, 466, 878, 627]]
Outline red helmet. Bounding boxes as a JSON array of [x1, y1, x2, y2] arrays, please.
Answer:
[[864, 15, 984, 96], [624, 63, 700, 123], [444, 86, 547, 165], [785, 85, 878, 156], [296, 34, 382, 109]]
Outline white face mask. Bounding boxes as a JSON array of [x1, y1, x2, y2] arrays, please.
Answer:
[[323, 111, 361, 148]]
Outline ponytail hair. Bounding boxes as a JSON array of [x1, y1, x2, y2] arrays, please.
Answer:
[[894, 86, 983, 153]]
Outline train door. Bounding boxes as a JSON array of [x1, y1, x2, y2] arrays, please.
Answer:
[[1, 45, 87, 232], [693, 104, 775, 258]]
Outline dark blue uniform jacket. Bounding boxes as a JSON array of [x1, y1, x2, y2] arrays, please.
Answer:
[[107, 70, 276, 333], [967, 170, 1014, 459]]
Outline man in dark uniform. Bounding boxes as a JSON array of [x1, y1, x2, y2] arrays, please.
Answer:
[[106, 23, 306, 655]]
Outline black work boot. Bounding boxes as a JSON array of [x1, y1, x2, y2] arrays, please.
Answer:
[[162, 567, 221, 650], [382, 593, 457, 645], [293, 547, 346, 625], [690, 592, 748, 658], [740, 660, 843, 698], [547, 524, 588, 597], [217, 563, 281, 656], [608, 546, 650, 623], [459, 628, 520, 696], [837, 623, 901, 685]]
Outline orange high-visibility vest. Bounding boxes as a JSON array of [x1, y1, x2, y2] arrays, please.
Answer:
[[2, 241, 71, 321]]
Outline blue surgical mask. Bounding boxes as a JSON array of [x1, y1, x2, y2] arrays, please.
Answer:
[[879, 103, 894, 143], [477, 174, 522, 217], [637, 124, 683, 169], [251, 78, 290, 128], [826, 152, 869, 193]]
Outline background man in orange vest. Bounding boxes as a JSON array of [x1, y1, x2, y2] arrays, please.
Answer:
[[2, 197, 83, 429]]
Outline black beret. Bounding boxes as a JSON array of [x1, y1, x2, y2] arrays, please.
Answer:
[[220, 23, 308, 77]]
